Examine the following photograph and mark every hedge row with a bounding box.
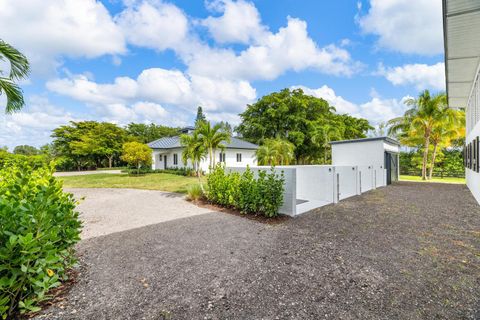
[206,166,284,217]
[0,162,81,318]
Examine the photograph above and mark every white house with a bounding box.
[148,127,258,172]
[443,0,480,203]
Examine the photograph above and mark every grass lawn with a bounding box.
[400,175,465,184]
[59,173,202,193]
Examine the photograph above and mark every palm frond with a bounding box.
[0,77,25,113]
[0,40,30,80]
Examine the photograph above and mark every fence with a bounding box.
[227,164,387,217]
[400,169,465,178]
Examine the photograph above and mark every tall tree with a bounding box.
[428,108,465,179]
[0,40,30,113]
[195,106,207,127]
[237,88,372,163]
[180,131,207,189]
[126,123,178,143]
[13,145,39,156]
[388,90,448,180]
[196,121,231,168]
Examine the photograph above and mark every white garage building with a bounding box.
[331,137,400,185]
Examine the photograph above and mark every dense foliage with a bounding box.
[400,149,464,177]
[389,90,464,180]
[125,123,179,144]
[121,142,152,174]
[236,88,372,163]
[49,121,179,171]
[256,138,295,166]
[207,166,284,217]
[0,162,81,318]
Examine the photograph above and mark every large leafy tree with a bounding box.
[237,88,372,163]
[0,40,30,113]
[388,90,450,180]
[51,121,128,170]
[126,123,178,143]
[311,123,342,164]
[196,121,231,168]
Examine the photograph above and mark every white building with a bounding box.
[331,137,400,185]
[148,127,258,172]
[443,0,480,203]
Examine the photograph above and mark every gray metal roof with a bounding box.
[148,135,259,150]
[330,136,400,146]
[443,0,480,108]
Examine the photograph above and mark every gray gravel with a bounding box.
[35,182,480,319]
[65,188,212,239]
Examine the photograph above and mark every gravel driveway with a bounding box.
[66,188,212,239]
[54,170,123,177]
[36,182,479,319]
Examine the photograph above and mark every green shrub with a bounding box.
[206,165,284,217]
[0,162,82,318]
[186,184,204,202]
[122,166,196,176]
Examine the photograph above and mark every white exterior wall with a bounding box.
[152,148,256,171]
[466,66,480,204]
[332,140,385,168]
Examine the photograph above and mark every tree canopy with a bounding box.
[237,88,372,163]
[126,123,179,143]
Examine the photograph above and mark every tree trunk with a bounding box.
[108,156,113,168]
[429,143,438,180]
[137,163,141,175]
[422,134,430,180]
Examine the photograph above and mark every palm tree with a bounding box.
[196,121,231,169]
[428,108,465,179]
[180,131,207,189]
[388,90,447,180]
[311,123,341,164]
[256,138,295,166]
[0,40,30,113]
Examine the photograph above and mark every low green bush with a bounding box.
[186,184,204,202]
[0,162,82,318]
[122,166,196,176]
[206,166,284,217]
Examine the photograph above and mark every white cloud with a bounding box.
[378,62,445,90]
[116,0,189,51]
[187,17,362,80]
[0,97,81,149]
[46,68,257,115]
[357,0,443,55]
[293,85,410,124]
[47,75,138,105]
[201,0,268,44]
[0,0,125,75]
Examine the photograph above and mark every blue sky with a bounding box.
[0,0,445,149]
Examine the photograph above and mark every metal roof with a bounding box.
[330,136,400,146]
[443,0,480,108]
[148,136,259,150]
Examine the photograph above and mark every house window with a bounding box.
[236,153,242,162]
[173,154,178,165]
[219,152,226,162]
[158,155,162,162]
